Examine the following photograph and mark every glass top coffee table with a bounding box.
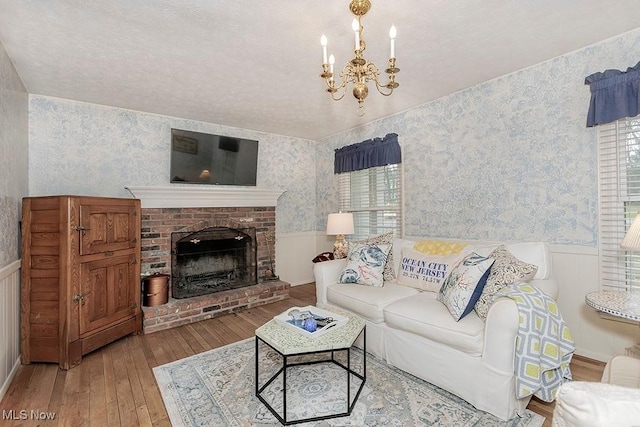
[254,306,366,425]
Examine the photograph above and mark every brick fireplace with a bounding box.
[128,186,290,333]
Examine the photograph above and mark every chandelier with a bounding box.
[320,0,399,116]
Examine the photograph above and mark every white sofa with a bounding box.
[313,238,558,421]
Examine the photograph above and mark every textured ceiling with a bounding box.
[0,0,639,140]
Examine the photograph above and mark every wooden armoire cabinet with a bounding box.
[21,196,142,369]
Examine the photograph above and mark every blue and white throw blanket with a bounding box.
[497,283,575,402]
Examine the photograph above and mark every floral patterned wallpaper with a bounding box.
[317,28,640,246]
[0,42,29,267]
[28,97,318,234]
[23,26,640,246]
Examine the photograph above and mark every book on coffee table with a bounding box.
[273,305,348,338]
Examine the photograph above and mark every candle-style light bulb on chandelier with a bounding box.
[320,0,399,116]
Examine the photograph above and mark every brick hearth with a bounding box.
[139,206,290,333]
[142,280,289,334]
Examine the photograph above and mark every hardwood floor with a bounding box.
[0,283,604,426]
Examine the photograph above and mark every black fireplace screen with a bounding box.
[171,226,257,299]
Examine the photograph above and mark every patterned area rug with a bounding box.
[153,338,544,426]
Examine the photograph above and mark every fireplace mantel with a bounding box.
[125,185,285,208]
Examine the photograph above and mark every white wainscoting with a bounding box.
[0,260,21,402]
[551,245,638,362]
[275,232,320,286]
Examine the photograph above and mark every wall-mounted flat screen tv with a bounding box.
[170,128,259,186]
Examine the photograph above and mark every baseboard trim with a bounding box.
[0,357,20,402]
[574,347,611,363]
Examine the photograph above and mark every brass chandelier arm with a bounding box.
[322,59,399,97]
[326,80,348,101]
[322,66,348,101]
[360,61,399,97]
[374,79,395,96]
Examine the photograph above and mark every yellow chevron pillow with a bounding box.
[413,239,467,256]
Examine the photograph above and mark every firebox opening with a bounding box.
[171,226,257,299]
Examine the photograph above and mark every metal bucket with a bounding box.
[142,274,169,307]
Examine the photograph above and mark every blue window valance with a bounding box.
[585,61,640,127]
[334,133,401,174]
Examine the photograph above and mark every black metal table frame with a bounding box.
[255,326,366,425]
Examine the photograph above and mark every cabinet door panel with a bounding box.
[79,255,137,335]
[79,204,137,255]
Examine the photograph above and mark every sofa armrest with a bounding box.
[313,259,347,306]
[602,355,640,387]
[482,297,519,372]
[482,278,560,372]
[530,277,558,300]
[552,381,640,427]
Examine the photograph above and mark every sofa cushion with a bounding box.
[352,232,396,281]
[327,282,420,324]
[474,245,538,321]
[338,242,391,287]
[397,248,462,292]
[384,293,485,356]
[438,252,495,321]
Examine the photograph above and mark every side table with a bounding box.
[585,290,640,358]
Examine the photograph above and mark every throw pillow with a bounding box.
[392,238,417,278]
[397,247,462,292]
[437,252,495,321]
[474,245,538,321]
[413,239,468,256]
[352,232,396,282]
[338,242,392,287]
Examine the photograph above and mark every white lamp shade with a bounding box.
[326,212,354,235]
[621,214,640,250]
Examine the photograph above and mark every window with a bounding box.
[598,117,640,290]
[337,163,403,240]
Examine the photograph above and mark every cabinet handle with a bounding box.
[104,251,115,257]
[130,258,138,265]
[74,225,90,232]
[130,302,138,310]
[72,291,92,305]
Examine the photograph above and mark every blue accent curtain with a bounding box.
[585,61,640,127]
[334,133,401,174]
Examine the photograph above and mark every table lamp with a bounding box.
[326,212,354,259]
[621,214,640,250]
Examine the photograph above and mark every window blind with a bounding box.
[598,117,640,290]
[337,163,403,241]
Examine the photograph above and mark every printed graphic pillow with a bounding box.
[474,245,538,321]
[397,247,462,292]
[352,232,395,282]
[338,242,392,287]
[437,252,495,321]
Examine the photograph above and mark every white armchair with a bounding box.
[552,356,640,427]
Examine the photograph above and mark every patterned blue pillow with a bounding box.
[437,252,495,321]
[338,242,392,287]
